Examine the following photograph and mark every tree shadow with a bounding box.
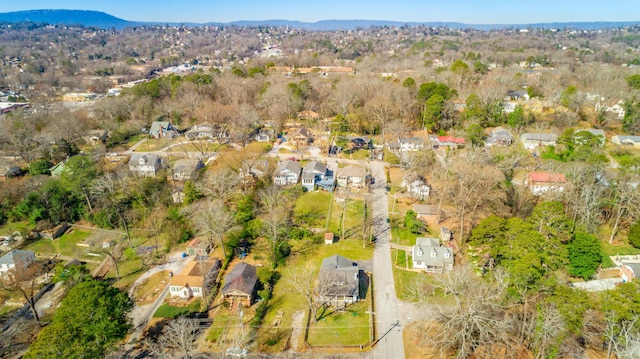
[358,271,370,300]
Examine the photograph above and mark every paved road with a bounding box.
[126,252,191,347]
[368,161,405,359]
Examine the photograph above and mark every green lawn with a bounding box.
[257,238,374,350]
[294,192,332,228]
[391,249,424,301]
[24,230,92,258]
[109,257,145,290]
[601,240,640,268]
[206,313,232,342]
[154,299,202,318]
[0,221,30,236]
[306,301,371,346]
[329,198,365,240]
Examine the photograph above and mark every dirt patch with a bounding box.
[403,321,448,359]
[132,271,170,305]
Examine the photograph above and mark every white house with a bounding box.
[273,160,302,186]
[612,135,640,148]
[401,175,430,200]
[336,165,366,189]
[0,249,35,277]
[172,159,204,181]
[520,133,558,150]
[525,172,567,195]
[411,237,453,273]
[595,98,625,119]
[169,257,220,299]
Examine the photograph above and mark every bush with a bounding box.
[629,221,640,249]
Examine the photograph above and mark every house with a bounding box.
[40,222,69,240]
[437,136,466,148]
[485,127,513,147]
[506,90,530,101]
[273,160,302,186]
[149,121,177,139]
[413,204,445,223]
[239,159,271,178]
[186,238,211,256]
[621,262,640,281]
[336,165,366,189]
[520,133,558,150]
[525,172,567,195]
[399,137,425,152]
[185,124,216,140]
[221,262,259,308]
[0,249,36,277]
[612,135,640,148]
[412,237,454,273]
[318,255,361,308]
[62,92,96,102]
[574,129,605,146]
[296,110,321,121]
[0,166,23,181]
[348,136,371,150]
[128,153,164,177]
[301,160,334,192]
[324,232,335,245]
[170,257,221,299]
[401,174,431,200]
[502,102,518,114]
[84,129,108,145]
[288,127,313,149]
[255,128,275,142]
[172,159,204,181]
[49,159,67,178]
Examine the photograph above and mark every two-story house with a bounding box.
[273,160,302,186]
[301,161,334,192]
[336,165,366,190]
[525,172,567,195]
[318,255,361,309]
[172,159,204,182]
[411,237,453,273]
[149,121,177,139]
[128,153,164,177]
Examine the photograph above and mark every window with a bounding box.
[444,250,451,258]
[431,249,437,257]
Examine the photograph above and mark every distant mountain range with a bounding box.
[0,9,639,31]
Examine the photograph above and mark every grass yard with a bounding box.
[257,238,374,350]
[24,230,92,258]
[133,137,173,152]
[391,225,422,247]
[0,221,30,236]
[109,257,145,290]
[392,249,424,301]
[206,313,233,342]
[154,299,202,318]
[306,301,371,346]
[328,198,365,240]
[601,240,640,268]
[294,192,332,228]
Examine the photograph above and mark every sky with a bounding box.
[1,0,640,24]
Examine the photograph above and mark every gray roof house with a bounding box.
[412,237,453,273]
[273,160,302,186]
[485,127,514,147]
[612,135,640,148]
[318,255,361,308]
[0,249,36,277]
[221,262,258,307]
[172,159,204,181]
[520,133,558,150]
[301,161,334,192]
[336,165,366,189]
[149,121,177,139]
[128,153,164,177]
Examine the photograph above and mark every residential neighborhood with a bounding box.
[2,6,640,359]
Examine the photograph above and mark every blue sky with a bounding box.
[1,0,639,24]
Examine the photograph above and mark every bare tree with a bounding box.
[144,317,200,359]
[196,167,240,203]
[417,266,516,359]
[186,199,235,258]
[258,185,294,264]
[2,264,45,327]
[606,173,640,244]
